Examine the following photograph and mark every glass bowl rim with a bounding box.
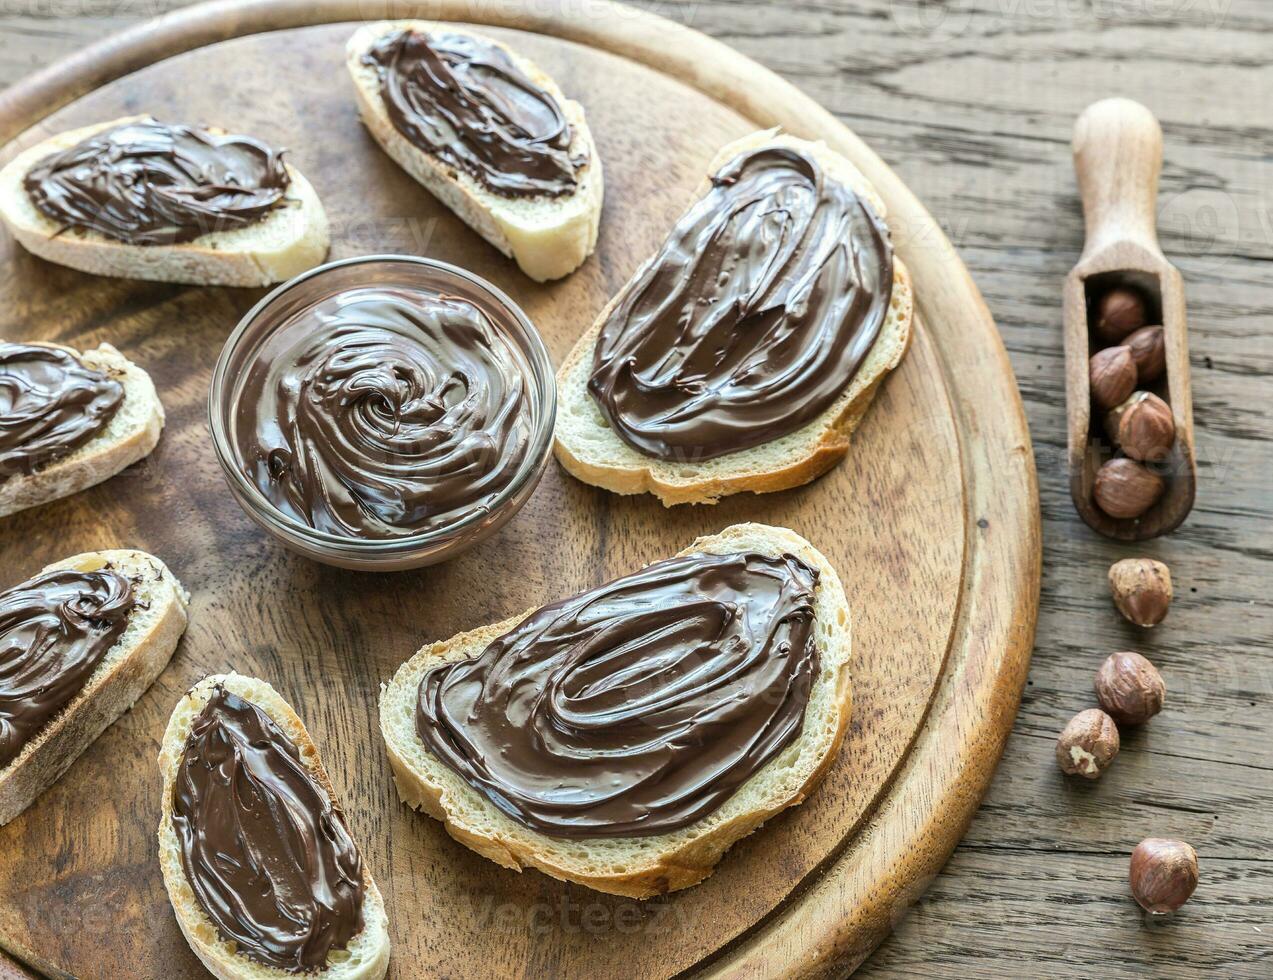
[207,253,558,555]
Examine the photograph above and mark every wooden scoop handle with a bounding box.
[1073,98,1163,259]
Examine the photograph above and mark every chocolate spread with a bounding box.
[0,343,123,480]
[0,566,134,768]
[23,119,290,246]
[416,551,820,838]
[231,285,532,539]
[588,145,894,461]
[362,28,585,197]
[171,687,366,973]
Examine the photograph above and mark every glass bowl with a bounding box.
[208,255,556,571]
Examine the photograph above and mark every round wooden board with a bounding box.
[0,2,1040,977]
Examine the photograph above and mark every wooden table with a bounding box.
[0,1,1268,977]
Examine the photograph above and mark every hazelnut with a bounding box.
[1117,391,1176,462]
[1094,458,1165,519]
[1125,325,1167,384]
[1089,346,1137,410]
[1104,401,1129,445]
[1056,708,1119,779]
[1109,557,1173,627]
[1095,651,1166,725]
[1093,287,1147,345]
[1130,839,1198,914]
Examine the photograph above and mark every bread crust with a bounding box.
[157,674,391,980]
[552,130,914,505]
[0,115,329,286]
[346,21,603,282]
[0,341,164,518]
[381,523,852,899]
[0,550,188,827]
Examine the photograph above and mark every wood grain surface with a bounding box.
[0,4,1040,979]
[0,0,1269,978]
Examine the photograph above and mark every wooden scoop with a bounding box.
[1063,97,1196,540]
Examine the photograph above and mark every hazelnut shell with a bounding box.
[1125,325,1167,384]
[1130,838,1199,914]
[1095,651,1166,725]
[1093,288,1147,345]
[1094,458,1165,520]
[1090,346,1137,411]
[1055,708,1119,779]
[1117,391,1176,462]
[1109,557,1173,627]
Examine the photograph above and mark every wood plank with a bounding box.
[2,0,1270,976]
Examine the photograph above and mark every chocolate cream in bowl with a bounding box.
[229,283,534,540]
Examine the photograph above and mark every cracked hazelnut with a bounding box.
[1090,346,1137,410]
[1056,708,1119,779]
[1130,839,1198,914]
[1095,651,1166,725]
[1109,557,1173,627]
[1094,458,1165,519]
[1117,391,1176,462]
[1125,325,1167,384]
[1093,287,1147,345]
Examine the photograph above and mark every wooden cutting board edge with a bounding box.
[0,2,1042,977]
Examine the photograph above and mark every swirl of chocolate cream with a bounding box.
[416,551,820,838]
[0,343,124,480]
[23,119,290,246]
[587,145,894,461]
[0,567,134,767]
[233,286,531,539]
[171,687,366,973]
[362,29,584,197]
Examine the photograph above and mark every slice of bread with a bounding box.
[0,549,188,826]
[554,130,915,506]
[0,341,163,519]
[0,115,329,286]
[380,522,851,899]
[346,21,603,282]
[158,673,391,980]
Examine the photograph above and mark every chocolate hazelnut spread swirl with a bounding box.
[23,119,290,246]
[0,567,134,768]
[416,551,820,838]
[0,343,123,480]
[362,28,584,197]
[232,286,532,539]
[588,145,894,461]
[171,687,365,973]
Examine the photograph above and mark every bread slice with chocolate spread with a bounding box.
[158,674,391,980]
[0,549,188,826]
[0,114,329,286]
[554,129,914,506]
[346,21,603,282]
[0,341,164,519]
[380,522,852,899]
